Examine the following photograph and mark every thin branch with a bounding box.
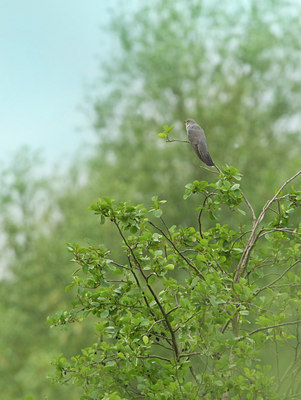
[200,165,219,174]
[249,320,301,336]
[174,312,201,332]
[241,190,256,227]
[274,194,292,201]
[152,342,174,352]
[189,366,202,389]
[146,318,165,334]
[148,220,206,280]
[160,216,173,240]
[198,192,216,239]
[146,307,181,335]
[221,318,231,334]
[166,138,189,143]
[258,228,301,238]
[179,352,201,358]
[113,219,180,361]
[229,230,253,252]
[257,169,301,227]
[254,260,300,296]
[136,354,171,362]
[234,169,301,283]
[271,283,301,288]
[166,305,182,315]
[109,260,131,271]
[213,163,222,174]
[127,257,156,317]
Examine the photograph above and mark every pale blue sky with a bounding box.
[0,0,114,165]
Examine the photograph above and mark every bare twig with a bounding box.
[166,138,189,143]
[254,260,300,296]
[198,192,216,239]
[241,191,256,227]
[146,318,165,333]
[160,216,173,240]
[258,228,301,238]
[179,352,201,358]
[109,260,131,271]
[126,257,156,317]
[136,354,171,362]
[249,320,301,336]
[199,165,219,174]
[234,169,301,284]
[213,163,222,174]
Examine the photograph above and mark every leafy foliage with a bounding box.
[50,166,301,399]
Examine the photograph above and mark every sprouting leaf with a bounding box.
[153,209,163,218]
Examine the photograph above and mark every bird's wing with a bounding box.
[188,125,214,166]
[197,137,214,166]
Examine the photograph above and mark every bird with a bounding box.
[185,119,214,166]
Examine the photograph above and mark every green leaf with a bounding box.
[237,208,246,215]
[117,352,126,359]
[231,183,240,191]
[142,335,149,345]
[148,276,156,285]
[153,209,163,218]
[65,283,74,293]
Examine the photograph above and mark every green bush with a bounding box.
[49,165,301,399]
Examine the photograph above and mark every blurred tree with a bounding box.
[88,0,301,219]
[0,150,92,398]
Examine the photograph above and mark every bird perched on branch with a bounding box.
[185,119,214,166]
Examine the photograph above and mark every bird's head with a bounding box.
[184,119,196,127]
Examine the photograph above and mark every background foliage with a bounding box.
[0,1,301,398]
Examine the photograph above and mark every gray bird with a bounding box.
[185,119,214,166]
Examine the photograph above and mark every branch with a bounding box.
[254,260,300,296]
[200,165,219,174]
[258,228,301,238]
[234,169,301,283]
[257,169,301,227]
[113,219,180,361]
[127,257,156,317]
[109,260,131,271]
[148,220,206,280]
[241,190,256,227]
[198,192,216,239]
[249,320,301,336]
[213,163,222,174]
[136,354,171,362]
[179,352,201,358]
[166,138,189,143]
[146,307,181,334]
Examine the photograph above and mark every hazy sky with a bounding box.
[0,0,114,166]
